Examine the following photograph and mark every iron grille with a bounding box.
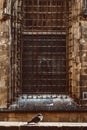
[20,0,69,94]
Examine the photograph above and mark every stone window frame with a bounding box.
[83,0,87,9]
[6,0,87,111]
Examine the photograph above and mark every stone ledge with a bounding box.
[0,121,87,128]
[0,122,87,130]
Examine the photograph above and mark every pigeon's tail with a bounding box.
[25,122,32,125]
[27,119,35,124]
[27,120,32,124]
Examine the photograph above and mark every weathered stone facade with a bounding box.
[0,0,87,122]
[0,0,10,108]
[68,0,82,101]
[69,0,87,105]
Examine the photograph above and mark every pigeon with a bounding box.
[27,113,43,124]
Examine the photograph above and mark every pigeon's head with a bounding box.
[37,113,42,116]
[37,113,43,121]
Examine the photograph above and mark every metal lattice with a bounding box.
[21,0,69,94]
[9,0,87,109]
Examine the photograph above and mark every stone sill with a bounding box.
[0,122,87,126]
[7,95,79,111]
[0,122,87,129]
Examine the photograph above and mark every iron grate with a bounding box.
[21,0,68,94]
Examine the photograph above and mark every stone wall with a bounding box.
[79,21,87,105]
[0,0,10,108]
[0,112,87,122]
[68,0,85,105]
[0,0,87,121]
[68,0,87,106]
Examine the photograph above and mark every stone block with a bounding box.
[0,126,18,130]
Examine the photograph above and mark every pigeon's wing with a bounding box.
[28,115,40,123]
[32,116,40,123]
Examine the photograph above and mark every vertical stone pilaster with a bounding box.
[0,0,10,108]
